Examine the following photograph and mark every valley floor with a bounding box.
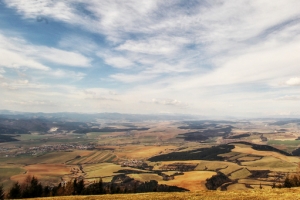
[31,188,300,200]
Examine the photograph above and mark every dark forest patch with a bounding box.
[205,172,232,190]
[292,147,300,156]
[226,133,250,139]
[178,126,233,142]
[0,134,19,142]
[148,144,234,162]
[249,170,270,179]
[74,127,149,134]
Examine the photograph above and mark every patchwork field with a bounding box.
[1,119,300,194]
[67,151,116,164]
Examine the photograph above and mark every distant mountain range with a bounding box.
[0,110,203,122]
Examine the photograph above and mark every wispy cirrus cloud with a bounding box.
[2,0,300,116]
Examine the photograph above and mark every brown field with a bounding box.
[237,156,262,161]
[128,174,162,182]
[158,171,216,191]
[11,164,72,184]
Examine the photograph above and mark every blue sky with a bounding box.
[0,0,300,117]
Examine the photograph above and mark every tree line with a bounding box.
[1,174,187,199]
[1,176,104,199]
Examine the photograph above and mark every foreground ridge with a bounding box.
[31,188,300,200]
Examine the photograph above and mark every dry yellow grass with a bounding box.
[84,163,134,178]
[242,156,296,171]
[158,171,216,191]
[229,168,251,179]
[11,164,72,183]
[31,188,300,200]
[226,183,248,190]
[115,145,176,159]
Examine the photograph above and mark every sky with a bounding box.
[0,0,300,118]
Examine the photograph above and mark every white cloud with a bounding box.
[48,69,86,80]
[0,33,91,72]
[103,56,134,69]
[276,95,300,101]
[4,0,80,24]
[117,37,190,55]
[286,77,300,86]
[110,73,157,83]
[152,98,186,107]
[0,78,49,90]
[0,48,49,71]
[5,99,56,106]
[34,47,91,67]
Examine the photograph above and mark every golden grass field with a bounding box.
[31,188,300,200]
[158,171,216,191]
[114,145,176,159]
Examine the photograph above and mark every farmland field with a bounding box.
[158,171,216,191]
[10,164,73,185]
[114,145,177,159]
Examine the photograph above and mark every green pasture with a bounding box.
[0,166,25,180]
[0,151,94,165]
[0,166,25,191]
[16,134,50,141]
[86,132,111,139]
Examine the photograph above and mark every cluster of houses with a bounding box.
[9,144,96,156]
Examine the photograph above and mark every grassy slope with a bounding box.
[32,188,300,200]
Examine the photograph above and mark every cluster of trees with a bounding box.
[277,173,300,188]
[2,174,187,199]
[2,176,104,199]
